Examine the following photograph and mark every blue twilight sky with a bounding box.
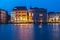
[0,0,60,14]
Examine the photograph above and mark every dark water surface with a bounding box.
[0,23,60,40]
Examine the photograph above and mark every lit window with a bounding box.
[20,17,22,20]
[32,13,34,16]
[29,13,31,16]
[29,13,34,16]
[15,18,17,20]
[23,18,26,20]
[39,14,43,16]
[17,18,20,20]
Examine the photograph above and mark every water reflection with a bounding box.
[48,23,60,40]
[14,24,34,40]
[39,23,42,28]
[34,23,42,40]
[0,24,14,40]
[0,23,60,40]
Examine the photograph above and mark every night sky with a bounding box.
[0,0,60,14]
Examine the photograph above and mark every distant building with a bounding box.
[11,6,28,23]
[55,12,60,22]
[39,8,47,22]
[29,7,47,23]
[48,12,60,22]
[48,12,56,22]
[11,11,16,23]
[11,6,47,23]
[0,9,8,23]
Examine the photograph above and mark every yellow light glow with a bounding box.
[23,18,26,20]
[56,16,59,21]
[15,18,17,20]
[17,18,20,20]
[20,17,22,20]
[48,18,53,22]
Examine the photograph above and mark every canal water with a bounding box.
[0,23,60,40]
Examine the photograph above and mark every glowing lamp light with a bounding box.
[23,18,26,20]
[40,20,43,22]
[15,18,17,20]
[17,18,20,20]
[56,16,59,20]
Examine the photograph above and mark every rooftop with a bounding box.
[0,9,7,11]
[30,7,47,12]
[13,6,27,10]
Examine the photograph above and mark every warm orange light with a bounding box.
[40,20,43,22]
[56,16,59,21]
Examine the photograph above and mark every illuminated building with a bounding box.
[55,12,60,22]
[29,7,47,23]
[0,9,8,23]
[29,7,40,23]
[15,24,34,40]
[28,9,34,22]
[11,6,28,23]
[11,11,16,23]
[48,12,56,22]
[48,12,60,22]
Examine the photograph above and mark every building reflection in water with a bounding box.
[14,24,34,40]
[48,23,60,40]
[39,23,42,28]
